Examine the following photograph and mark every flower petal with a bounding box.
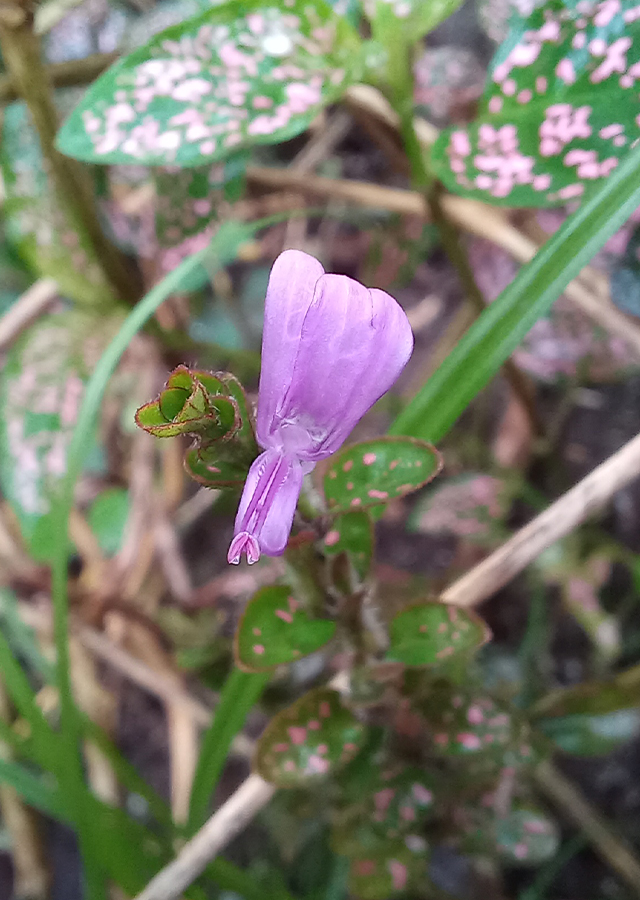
[228,448,304,562]
[274,275,413,460]
[257,250,325,450]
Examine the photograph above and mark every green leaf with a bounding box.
[537,709,640,755]
[390,138,640,441]
[324,438,442,513]
[408,473,510,543]
[0,311,119,561]
[432,0,640,207]
[154,155,248,273]
[188,668,268,831]
[385,601,490,668]
[362,767,438,838]
[347,841,428,899]
[366,0,463,42]
[322,510,374,581]
[136,365,239,439]
[1,102,113,306]
[56,0,364,167]
[87,487,130,556]
[255,688,367,787]
[495,806,560,866]
[234,585,336,673]
[425,690,534,765]
[0,757,70,823]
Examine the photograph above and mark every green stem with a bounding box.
[0,3,136,306]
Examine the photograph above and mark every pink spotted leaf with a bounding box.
[56,0,365,167]
[324,437,442,514]
[322,510,374,582]
[153,155,247,273]
[385,602,491,668]
[255,687,366,787]
[0,312,118,562]
[495,806,560,865]
[346,842,428,900]
[234,585,336,672]
[1,100,113,306]
[422,689,536,769]
[432,0,640,206]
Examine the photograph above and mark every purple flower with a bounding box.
[227,249,414,565]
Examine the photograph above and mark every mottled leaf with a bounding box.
[432,0,640,206]
[234,585,336,672]
[426,692,534,766]
[324,438,442,513]
[57,0,364,166]
[0,312,118,560]
[1,102,112,305]
[408,474,510,543]
[322,511,374,581]
[154,154,247,273]
[255,688,366,787]
[495,806,560,865]
[385,602,490,668]
[347,841,428,900]
[363,768,438,837]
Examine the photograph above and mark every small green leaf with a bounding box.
[324,438,442,513]
[255,687,366,787]
[57,0,364,167]
[347,841,428,899]
[87,487,130,556]
[495,806,560,866]
[184,443,251,487]
[426,692,533,764]
[234,585,336,672]
[322,511,373,581]
[365,768,437,837]
[135,365,239,439]
[386,602,491,668]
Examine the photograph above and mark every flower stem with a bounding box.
[0,2,137,306]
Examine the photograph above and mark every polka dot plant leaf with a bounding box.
[431,0,640,206]
[1,102,113,306]
[234,585,336,672]
[56,0,365,167]
[0,312,120,562]
[324,437,442,514]
[385,602,491,668]
[153,154,247,273]
[321,510,374,581]
[254,687,366,787]
[495,805,560,865]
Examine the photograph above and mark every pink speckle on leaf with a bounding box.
[275,609,294,623]
[288,726,307,745]
[343,460,353,472]
[363,452,377,465]
[387,860,408,891]
[253,644,265,655]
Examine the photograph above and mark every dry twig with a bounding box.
[0,278,58,351]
